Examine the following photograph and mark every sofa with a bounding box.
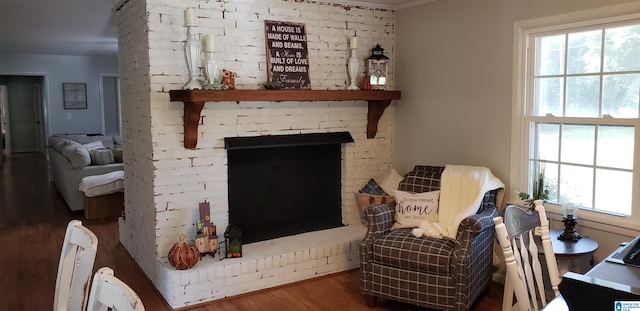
[360,165,502,311]
[48,134,124,211]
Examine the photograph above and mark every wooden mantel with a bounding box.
[169,89,401,149]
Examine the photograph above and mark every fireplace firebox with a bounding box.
[224,132,354,244]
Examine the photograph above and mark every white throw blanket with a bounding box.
[79,170,125,197]
[423,165,505,238]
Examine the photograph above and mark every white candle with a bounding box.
[349,36,358,49]
[204,34,215,52]
[184,7,196,26]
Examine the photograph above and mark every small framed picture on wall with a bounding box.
[63,83,87,109]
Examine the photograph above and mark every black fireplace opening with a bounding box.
[225,132,353,244]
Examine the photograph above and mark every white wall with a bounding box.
[0,53,118,136]
[394,0,640,261]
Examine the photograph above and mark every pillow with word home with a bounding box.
[391,189,440,229]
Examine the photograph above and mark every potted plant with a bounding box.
[517,168,549,210]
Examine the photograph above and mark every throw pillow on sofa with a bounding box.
[48,136,69,152]
[83,140,105,151]
[61,140,91,168]
[100,138,115,150]
[379,169,404,195]
[89,149,115,165]
[359,178,387,195]
[391,189,440,229]
[112,148,123,163]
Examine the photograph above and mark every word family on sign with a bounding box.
[264,20,311,89]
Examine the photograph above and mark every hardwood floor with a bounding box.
[0,152,503,310]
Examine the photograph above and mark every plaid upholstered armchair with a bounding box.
[360,166,500,311]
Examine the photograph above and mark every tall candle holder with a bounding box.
[347,33,359,90]
[183,25,201,90]
[347,47,359,90]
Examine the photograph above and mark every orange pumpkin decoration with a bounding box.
[168,234,199,270]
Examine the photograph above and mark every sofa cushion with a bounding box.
[48,136,69,152]
[380,168,404,195]
[359,178,387,195]
[68,135,114,149]
[58,134,90,143]
[100,138,115,150]
[79,170,124,197]
[373,228,458,275]
[61,140,91,168]
[112,148,123,163]
[83,140,105,151]
[89,149,115,165]
[399,166,445,193]
[392,190,440,229]
[113,135,123,148]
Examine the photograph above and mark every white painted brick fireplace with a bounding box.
[115,0,396,308]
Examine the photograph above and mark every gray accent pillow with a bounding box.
[113,135,123,146]
[89,149,115,165]
[112,148,123,163]
[48,136,69,152]
[100,138,115,150]
[83,140,105,151]
[61,140,91,168]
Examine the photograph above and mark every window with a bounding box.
[514,8,640,225]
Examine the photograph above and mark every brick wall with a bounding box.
[116,0,395,307]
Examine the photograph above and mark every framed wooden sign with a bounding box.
[63,83,87,109]
[264,20,310,89]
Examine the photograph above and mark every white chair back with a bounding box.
[493,200,561,311]
[87,267,145,311]
[54,220,98,311]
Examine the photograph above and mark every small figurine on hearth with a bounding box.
[194,201,219,257]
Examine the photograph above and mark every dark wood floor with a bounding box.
[0,152,503,310]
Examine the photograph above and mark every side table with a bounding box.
[541,229,599,275]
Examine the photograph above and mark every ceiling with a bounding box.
[0,0,432,57]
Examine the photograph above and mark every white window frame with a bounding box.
[511,3,640,232]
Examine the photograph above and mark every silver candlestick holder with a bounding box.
[183,25,201,90]
[347,47,359,90]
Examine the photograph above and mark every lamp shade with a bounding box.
[563,203,577,217]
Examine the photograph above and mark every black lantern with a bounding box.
[223,223,243,258]
[558,203,582,242]
[367,44,389,90]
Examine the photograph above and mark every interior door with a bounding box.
[7,76,36,153]
[33,79,45,152]
[0,85,8,156]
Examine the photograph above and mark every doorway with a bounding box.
[0,75,47,155]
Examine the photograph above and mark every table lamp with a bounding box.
[558,203,582,242]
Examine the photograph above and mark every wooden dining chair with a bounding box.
[493,200,561,311]
[86,267,145,311]
[54,220,99,311]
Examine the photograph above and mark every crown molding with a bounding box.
[319,0,436,10]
